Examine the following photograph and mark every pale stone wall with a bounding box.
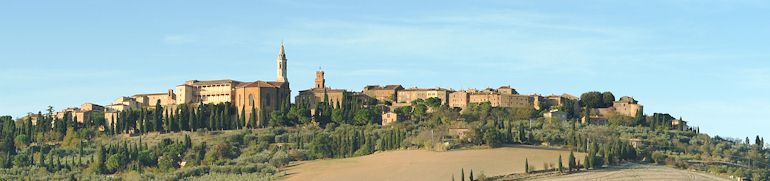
[500,94,534,109]
[381,112,398,126]
[296,88,347,109]
[469,94,502,107]
[173,80,242,105]
[449,87,534,110]
[175,85,195,104]
[197,83,234,104]
[104,111,119,128]
[396,88,450,105]
[363,85,402,103]
[448,91,469,109]
[73,111,89,123]
[80,103,104,112]
[613,102,642,117]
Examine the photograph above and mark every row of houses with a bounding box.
[20,42,675,131]
[291,68,589,126]
[27,43,293,129]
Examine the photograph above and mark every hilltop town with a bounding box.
[21,43,689,133]
[2,43,764,181]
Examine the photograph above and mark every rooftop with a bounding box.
[364,85,404,90]
[181,79,242,86]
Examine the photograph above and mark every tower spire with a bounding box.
[276,42,288,82]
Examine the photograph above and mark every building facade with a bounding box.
[363,85,403,104]
[449,86,537,111]
[175,80,243,105]
[381,112,399,126]
[396,88,450,105]
[296,69,348,109]
[612,96,643,117]
[233,43,292,127]
[132,89,176,107]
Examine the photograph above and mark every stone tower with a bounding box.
[276,42,288,82]
[315,69,325,89]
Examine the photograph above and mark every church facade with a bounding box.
[233,43,291,127]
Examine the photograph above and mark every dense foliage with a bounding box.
[0,91,767,180]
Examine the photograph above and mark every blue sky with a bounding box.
[1,0,769,139]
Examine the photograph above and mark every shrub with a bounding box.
[258,134,275,144]
[651,151,668,165]
[269,151,290,167]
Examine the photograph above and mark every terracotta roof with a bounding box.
[267,81,287,88]
[239,81,280,88]
[299,87,347,93]
[365,85,403,90]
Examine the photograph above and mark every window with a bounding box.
[249,94,254,106]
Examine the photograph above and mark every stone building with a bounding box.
[296,69,348,109]
[80,103,105,112]
[381,111,399,126]
[672,118,689,131]
[612,96,643,117]
[106,97,141,111]
[448,91,469,109]
[396,88,451,105]
[363,85,403,104]
[542,94,580,115]
[132,89,176,107]
[233,43,292,127]
[589,96,644,122]
[449,86,536,111]
[55,107,79,120]
[544,109,568,121]
[104,111,119,129]
[233,81,290,126]
[19,113,42,126]
[176,79,243,105]
[351,92,376,105]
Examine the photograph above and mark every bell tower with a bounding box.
[315,68,325,89]
[276,42,288,82]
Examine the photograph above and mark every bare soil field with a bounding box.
[282,146,584,181]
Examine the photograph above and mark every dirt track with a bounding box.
[526,163,730,181]
[282,146,583,181]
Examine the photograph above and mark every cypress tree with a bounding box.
[224,106,231,130]
[93,145,105,174]
[568,151,576,172]
[139,108,150,133]
[164,109,169,132]
[170,111,177,132]
[188,108,195,131]
[209,109,215,130]
[461,168,465,181]
[239,107,246,130]
[155,101,162,132]
[525,158,530,174]
[249,107,256,129]
[558,155,564,173]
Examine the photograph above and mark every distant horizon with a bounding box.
[2,0,769,141]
